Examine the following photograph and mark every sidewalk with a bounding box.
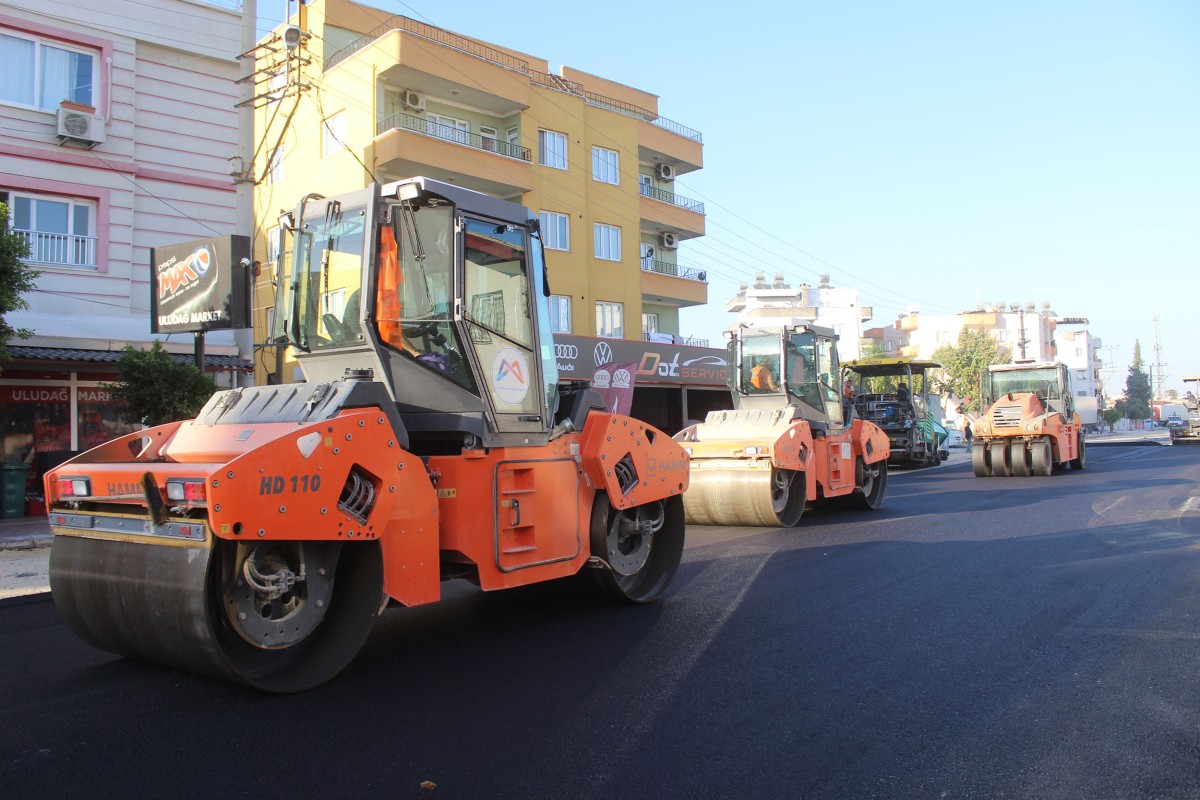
[0,514,53,551]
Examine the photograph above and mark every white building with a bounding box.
[725,272,870,363]
[0,0,254,470]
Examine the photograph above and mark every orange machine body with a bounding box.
[44,407,688,606]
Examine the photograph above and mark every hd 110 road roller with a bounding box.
[45,178,689,691]
[673,320,890,527]
[970,360,1085,476]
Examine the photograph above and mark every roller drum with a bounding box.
[684,466,801,527]
[50,533,384,692]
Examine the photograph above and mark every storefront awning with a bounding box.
[7,346,253,371]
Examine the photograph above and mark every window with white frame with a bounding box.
[267,69,286,103]
[0,30,96,111]
[507,126,519,149]
[592,147,619,185]
[2,189,96,269]
[642,313,659,334]
[538,129,567,169]
[268,147,284,184]
[266,225,281,265]
[427,113,468,144]
[480,126,498,152]
[539,211,569,251]
[596,301,623,339]
[594,223,621,261]
[321,111,346,157]
[935,330,949,343]
[549,294,572,333]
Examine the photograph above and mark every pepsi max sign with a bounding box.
[150,235,251,333]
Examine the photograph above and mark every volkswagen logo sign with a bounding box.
[594,341,613,366]
[554,343,578,359]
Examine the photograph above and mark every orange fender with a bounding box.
[578,411,689,510]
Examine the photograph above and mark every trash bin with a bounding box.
[1,463,30,519]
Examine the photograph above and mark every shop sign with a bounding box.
[552,334,728,387]
[150,235,252,333]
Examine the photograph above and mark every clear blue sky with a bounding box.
[257,0,1199,398]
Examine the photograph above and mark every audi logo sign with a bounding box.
[554,343,579,359]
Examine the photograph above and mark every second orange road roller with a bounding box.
[674,321,891,527]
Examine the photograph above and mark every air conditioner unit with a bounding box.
[56,108,105,148]
[656,163,676,181]
[402,90,426,111]
[659,232,679,250]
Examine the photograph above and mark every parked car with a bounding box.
[1167,416,1186,430]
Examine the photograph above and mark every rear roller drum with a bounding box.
[1069,437,1086,470]
[1031,437,1053,476]
[770,467,806,527]
[588,494,685,603]
[971,444,990,477]
[989,441,1012,477]
[854,457,888,510]
[51,535,384,692]
[1011,443,1032,477]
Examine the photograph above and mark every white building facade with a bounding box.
[0,0,253,480]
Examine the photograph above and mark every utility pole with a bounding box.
[1151,312,1166,399]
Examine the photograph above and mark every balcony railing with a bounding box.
[642,332,710,348]
[638,183,705,214]
[376,112,533,161]
[324,14,703,145]
[640,258,706,283]
[15,229,96,268]
[530,71,702,143]
[327,14,531,74]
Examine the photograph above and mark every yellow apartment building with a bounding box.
[251,0,706,387]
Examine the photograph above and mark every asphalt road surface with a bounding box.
[2,444,1199,799]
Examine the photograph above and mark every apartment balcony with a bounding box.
[327,20,532,114]
[639,258,707,308]
[639,184,705,239]
[374,112,534,197]
[643,332,710,348]
[15,230,97,269]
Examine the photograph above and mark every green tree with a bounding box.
[0,202,40,372]
[931,327,1012,413]
[105,341,218,427]
[1102,407,1124,430]
[1114,340,1151,421]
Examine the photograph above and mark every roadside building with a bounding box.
[252,0,725,432]
[0,0,255,487]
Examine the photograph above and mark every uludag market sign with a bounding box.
[551,334,728,387]
[150,235,252,333]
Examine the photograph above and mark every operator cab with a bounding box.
[729,323,844,430]
[271,178,568,452]
[984,361,1074,419]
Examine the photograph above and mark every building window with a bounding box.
[539,211,569,251]
[596,301,624,339]
[2,190,96,269]
[594,223,621,261]
[266,225,281,264]
[268,147,284,184]
[321,111,346,157]
[0,30,96,111]
[267,69,286,103]
[507,126,519,148]
[549,294,572,333]
[996,329,1008,342]
[427,113,468,144]
[480,126,498,152]
[642,312,659,334]
[538,129,567,169]
[592,147,619,185]
[935,331,949,343]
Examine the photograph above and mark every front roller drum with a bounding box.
[683,467,805,527]
[50,534,384,692]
